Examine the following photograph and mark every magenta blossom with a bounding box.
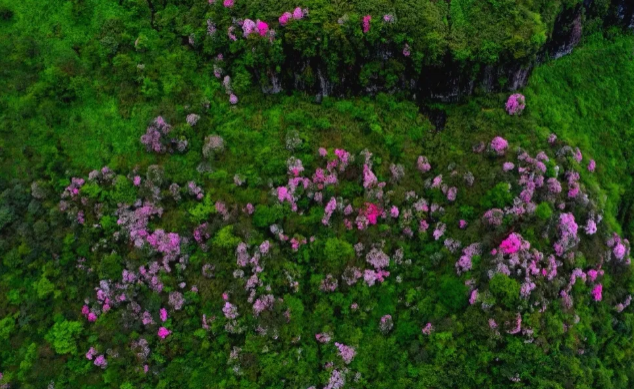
[242,19,256,36]
[94,355,107,369]
[614,243,626,260]
[591,284,603,301]
[505,93,526,115]
[292,7,304,20]
[160,308,168,322]
[588,159,596,172]
[490,136,509,155]
[279,12,292,25]
[223,302,238,319]
[362,15,371,33]
[256,20,269,36]
[403,43,411,57]
[469,289,478,305]
[500,233,522,255]
[158,327,171,339]
[334,342,356,364]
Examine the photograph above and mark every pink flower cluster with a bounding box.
[322,197,337,225]
[279,7,307,25]
[616,295,632,312]
[379,314,394,334]
[456,243,481,275]
[223,302,238,319]
[186,113,200,126]
[146,230,181,262]
[363,164,378,188]
[320,274,339,292]
[61,177,85,199]
[588,159,596,172]
[86,347,96,360]
[253,294,275,315]
[490,136,509,156]
[554,213,578,256]
[366,248,390,270]
[469,289,478,305]
[82,305,98,322]
[591,284,603,301]
[362,15,371,33]
[356,202,381,230]
[140,116,181,154]
[417,156,431,173]
[363,269,390,287]
[325,369,345,389]
[403,43,411,57]
[157,327,171,339]
[433,222,446,241]
[315,332,332,343]
[94,354,108,369]
[505,94,526,115]
[483,208,504,226]
[242,19,270,37]
[334,342,356,364]
[500,233,523,255]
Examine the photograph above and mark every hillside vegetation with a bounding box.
[1,1,634,388]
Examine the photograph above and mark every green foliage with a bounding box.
[110,175,137,204]
[189,193,217,223]
[535,202,553,220]
[323,237,354,272]
[45,320,83,355]
[98,252,123,280]
[212,225,241,249]
[438,275,468,312]
[34,275,55,299]
[489,273,521,309]
[253,205,284,229]
[481,182,513,209]
[0,315,15,341]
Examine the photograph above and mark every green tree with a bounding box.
[45,320,83,355]
[489,274,520,309]
[323,237,354,272]
[34,275,55,299]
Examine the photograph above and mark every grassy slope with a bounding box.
[527,35,634,232]
[444,34,634,234]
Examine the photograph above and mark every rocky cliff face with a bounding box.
[258,1,633,103]
[549,5,583,60]
[616,0,634,28]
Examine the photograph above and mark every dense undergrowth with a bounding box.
[2,1,634,389]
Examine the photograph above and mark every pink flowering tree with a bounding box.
[362,15,371,33]
[490,136,509,156]
[505,94,526,115]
